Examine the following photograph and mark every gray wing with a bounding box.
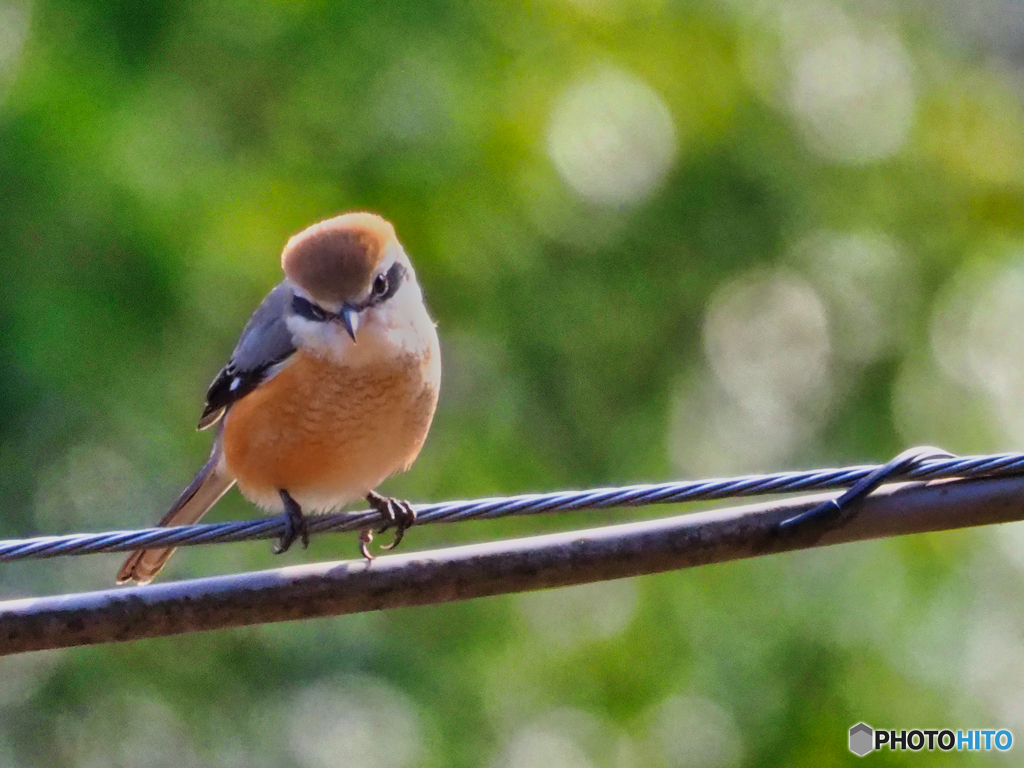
[197,282,297,429]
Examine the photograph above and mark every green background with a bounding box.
[2,0,1024,765]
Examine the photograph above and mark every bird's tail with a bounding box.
[116,437,235,585]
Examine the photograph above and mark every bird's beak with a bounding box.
[339,303,360,342]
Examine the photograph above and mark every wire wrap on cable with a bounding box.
[3,449,1024,562]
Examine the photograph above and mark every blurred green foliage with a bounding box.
[3,0,1024,765]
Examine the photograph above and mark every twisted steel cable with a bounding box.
[3,448,1024,562]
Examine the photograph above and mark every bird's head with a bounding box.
[281,213,423,345]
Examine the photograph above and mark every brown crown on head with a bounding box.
[281,213,397,304]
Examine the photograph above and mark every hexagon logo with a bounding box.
[849,723,874,756]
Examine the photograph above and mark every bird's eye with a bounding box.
[292,296,329,322]
[372,274,389,298]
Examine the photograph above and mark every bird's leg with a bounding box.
[273,489,310,554]
[361,491,417,560]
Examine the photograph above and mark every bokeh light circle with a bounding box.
[789,33,915,164]
[547,68,677,206]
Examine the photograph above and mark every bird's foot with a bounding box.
[360,491,417,560]
[273,490,310,554]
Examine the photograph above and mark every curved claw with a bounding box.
[379,527,405,552]
[361,493,417,559]
[359,528,375,561]
[272,536,292,556]
[274,490,309,555]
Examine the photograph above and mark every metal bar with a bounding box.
[2,474,1023,656]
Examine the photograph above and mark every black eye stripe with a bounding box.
[291,295,329,322]
[291,263,407,319]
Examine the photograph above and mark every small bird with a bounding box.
[117,213,441,585]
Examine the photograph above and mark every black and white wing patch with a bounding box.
[197,282,297,430]
[198,359,288,429]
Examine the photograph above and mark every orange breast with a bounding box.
[222,348,439,509]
